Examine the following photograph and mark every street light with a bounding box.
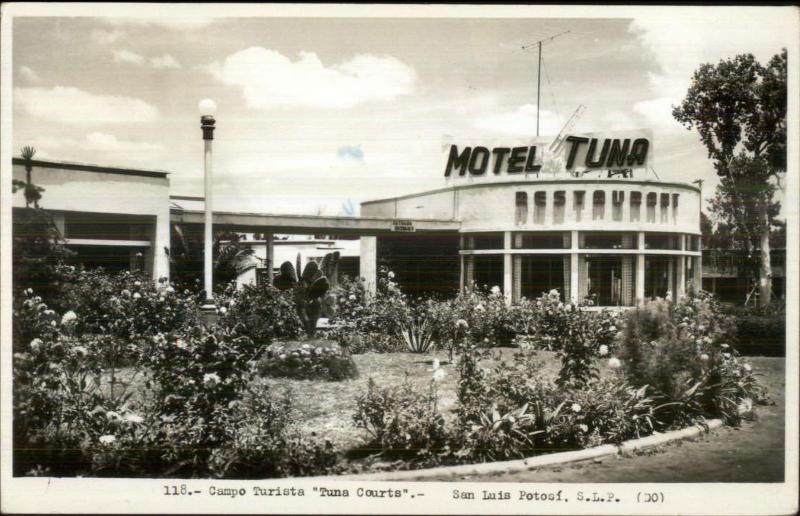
[199,99,217,325]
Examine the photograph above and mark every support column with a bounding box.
[693,255,702,291]
[570,230,580,303]
[503,231,512,305]
[360,236,377,298]
[636,231,646,303]
[676,236,686,299]
[266,234,274,284]
[152,207,171,282]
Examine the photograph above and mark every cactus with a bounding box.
[273,260,298,291]
[320,251,340,287]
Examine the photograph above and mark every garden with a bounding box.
[12,260,774,479]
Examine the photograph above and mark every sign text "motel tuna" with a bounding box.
[444,136,650,177]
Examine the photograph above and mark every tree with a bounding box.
[673,49,786,305]
[169,223,255,294]
[12,147,73,297]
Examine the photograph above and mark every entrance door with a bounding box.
[587,256,623,306]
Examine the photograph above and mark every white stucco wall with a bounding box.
[362,179,701,235]
[12,160,171,280]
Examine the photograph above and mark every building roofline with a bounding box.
[12,158,170,179]
[361,178,702,206]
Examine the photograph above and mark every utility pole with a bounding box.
[522,29,571,137]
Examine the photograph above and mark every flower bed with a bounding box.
[11,268,771,478]
[257,340,359,381]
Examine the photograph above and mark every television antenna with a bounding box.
[521,29,572,136]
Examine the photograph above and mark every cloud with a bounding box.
[472,104,562,137]
[83,132,163,152]
[629,11,792,102]
[19,66,40,84]
[632,97,684,130]
[105,18,216,30]
[203,47,416,109]
[15,86,159,126]
[150,54,181,69]
[91,28,126,45]
[112,49,145,65]
[337,145,364,161]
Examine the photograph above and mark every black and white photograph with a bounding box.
[1,3,797,514]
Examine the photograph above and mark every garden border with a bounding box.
[314,419,724,481]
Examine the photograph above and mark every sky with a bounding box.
[10,6,796,217]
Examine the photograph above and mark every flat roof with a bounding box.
[171,209,460,236]
[12,158,170,179]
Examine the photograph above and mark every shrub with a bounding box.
[12,289,60,353]
[353,377,448,461]
[12,332,146,476]
[328,269,410,352]
[257,341,358,381]
[725,302,785,356]
[398,304,435,353]
[208,384,339,478]
[139,326,255,476]
[219,282,303,346]
[617,292,765,427]
[51,267,199,343]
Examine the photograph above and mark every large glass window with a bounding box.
[64,212,152,240]
[473,255,504,291]
[520,255,567,300]
[585,255,635,306]
[513,231,570,249]
[645,233,681,250]
[685,234,700,252]
[463,233,504,250]
[644,256,675,298]
[580,232,637,249]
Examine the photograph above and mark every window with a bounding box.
[464,233,504,250]
[515,192,528,226]
[630,191,642,222]
[646,192,657,223]
[672,193,680,223]
[645,233,680,250]
[534,191,547,224]
[660,193,669,223]
[580,232,637,249]
[553,190,566,224]
[473,255,504,291]
[612,190,624,221]
[592,191,605,220]
[574,190,585,222]
[519,255,568,300]
[513,231,570,249]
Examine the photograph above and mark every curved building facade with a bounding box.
[361,177,702,306]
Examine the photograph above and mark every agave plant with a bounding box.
[400,315,434,353]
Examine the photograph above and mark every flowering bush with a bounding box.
[256,341,358,381]
[328,269,410,353]
[12,289,60,353]
[353,377,448,461]
[139,326,255,475]
[218,282,302,345]
[208,384,339,478]
[424,286,516,349]
[617,292,765,426]
[12,331,146,475]
[52,267,198,343]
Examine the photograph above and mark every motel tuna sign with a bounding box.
[444,132,652,177]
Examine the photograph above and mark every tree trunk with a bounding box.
[759,204,772,306]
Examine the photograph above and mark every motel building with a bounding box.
[11,131,702,307]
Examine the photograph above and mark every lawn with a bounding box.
[261,347,610,451]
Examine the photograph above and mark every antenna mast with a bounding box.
[522,29,571,137]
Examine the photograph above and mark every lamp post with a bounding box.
[199,99,217,325]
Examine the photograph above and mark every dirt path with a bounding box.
[420,357,786,483]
